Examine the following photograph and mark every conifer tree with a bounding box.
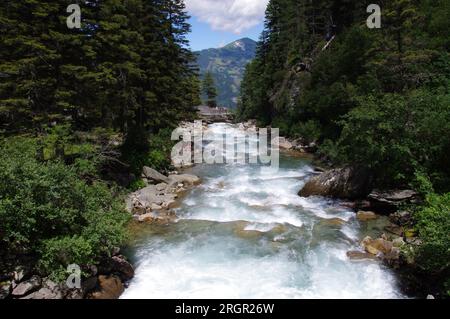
[202,72,218,108]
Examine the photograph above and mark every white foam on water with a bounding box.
[121,237,404,299]
[122,123,405,299]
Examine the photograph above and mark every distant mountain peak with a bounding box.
[224,38,256,50]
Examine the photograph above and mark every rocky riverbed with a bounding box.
[120,122,410,299]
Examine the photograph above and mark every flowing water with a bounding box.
[121,123,405,299]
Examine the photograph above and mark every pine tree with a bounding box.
[202,72,217,108]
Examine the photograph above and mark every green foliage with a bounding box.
[122,127,175,179]
[414,193,450,276]
[336,91,450,187]
[0,0,197,134]
[290,120,321,143]
[202,72,218,108]
[0,137,129,280]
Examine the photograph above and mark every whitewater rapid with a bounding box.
[121,123,404,299]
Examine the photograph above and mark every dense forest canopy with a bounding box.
[238,0,450,189]
[0,0,199,136]
[0,0,199,280]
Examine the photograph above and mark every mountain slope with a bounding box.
[195,38,256,108]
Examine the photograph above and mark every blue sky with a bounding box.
[188,16,263,51]
[184,0,269,51]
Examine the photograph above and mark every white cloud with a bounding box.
[185,0,269,34]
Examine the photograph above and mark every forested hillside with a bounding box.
[237,0,449,295]
[196,38,256,108]
[0,0,199,283]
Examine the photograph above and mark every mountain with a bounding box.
[195,38,257,108]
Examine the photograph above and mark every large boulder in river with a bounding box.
[298,167,373,199]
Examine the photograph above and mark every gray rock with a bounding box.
[20,288,56,299]
[11,275,41,297]
[278,137,293,150]
[298,166,373,199]
[368,190,418,213]
[0,281,12,299]
[20,280,66,299]
[156,183,167,191]
[142,166,169,184]
[151,203,162,210]
[168,174,200,186]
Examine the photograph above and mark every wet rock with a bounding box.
[389,211,412,226]
[346,251,377,260]
[11,275,41,297]
[138,212,154,223]
[90,275,124,299]
[320,218,346,227]
[138,211,177,224]
[142,166,169,184]
[111,256,134,281]
[298,166,373,199]
[356,211,378,221]
[168,174,200,186]
[234,229,264,240]
[383,247,401,267]
[361,236,393,255]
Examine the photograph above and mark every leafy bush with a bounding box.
[414,193,450,276]
[0,137,130,280]
[334,91,450,188]
[122,127,175,179]
[290,120,321,143]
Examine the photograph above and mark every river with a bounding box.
[121,123,405,299]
